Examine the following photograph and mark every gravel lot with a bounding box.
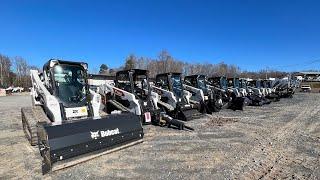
[0,93,319,179]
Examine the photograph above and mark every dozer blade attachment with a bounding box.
[37,113,143,174]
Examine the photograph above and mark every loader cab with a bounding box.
[234,78,240,88]
[261,80,272,89]
[115,69,151,100]
[261,80,267,88]
[264,80,272,88]
[228,77,241,88]
[227,78,233,88]
[184,75,208,94]
[256,80,262,88]
[156,73,184,98]
[208,76,228,90]
[115,69,158,125]
[240,79,248,89]
[43,59,90,108]
[207,77,220,87]
[247,80,257,88]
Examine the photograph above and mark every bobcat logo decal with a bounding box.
[90,131,100,139]
[90,128,120,139]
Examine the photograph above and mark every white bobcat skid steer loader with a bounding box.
[254,79,269,97]
[207,76,246,111]
[227,77,251,106]
[184,75,223,113]
[99,69,193,130]
[272,78,295,98]
[153,73,204,121]
[245,79,271,105]
[227,77,249,97]
[239,78,264,106]
[22,59,143,174]
[205,77,231,109]
[261,80,280,101]
[182,82,206,111]
[99,69,159,125]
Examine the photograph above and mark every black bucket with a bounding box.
[37,113,143,174]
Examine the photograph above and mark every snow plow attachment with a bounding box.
[37,113,143,174]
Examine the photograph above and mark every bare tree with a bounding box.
[124,54,137,70]
[14,56,31,88]
[0,54,12,87]
[116,50,290,80]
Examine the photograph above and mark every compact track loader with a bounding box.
[227,77,251,106]
[152,73,205,121]
[99,69,193,130]
[227,78,247,97]
[261,80,280,101]
[22,59,143,174]
[245,79,271,105]
[272,78,297,98]
[184,75,223,113]
[207,76,245,110]
[238,78,264,106]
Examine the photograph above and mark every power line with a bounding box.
[273,59,320,69]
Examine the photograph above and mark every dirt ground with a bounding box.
[0,93,319,179]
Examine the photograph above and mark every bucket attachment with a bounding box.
[248,95,264,106]
[176,105,204,121]
[37,113,143,174]
[266,94,280,102]
[227,97,246,110]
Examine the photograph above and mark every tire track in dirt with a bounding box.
[230,97,320,179]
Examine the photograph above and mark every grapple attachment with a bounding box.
[37,113,143,174]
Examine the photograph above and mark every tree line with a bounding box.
[0,54,37,88]
[99,50,289,79]
[0,50,290,89]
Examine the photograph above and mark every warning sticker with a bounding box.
[144,112,151,123]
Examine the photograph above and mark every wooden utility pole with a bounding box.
[0,63,2,86]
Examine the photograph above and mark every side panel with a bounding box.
[99,84,141,116]
[183,84,205,102]
[151,85,177,109]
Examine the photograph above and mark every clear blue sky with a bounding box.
[0,0,320,72]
